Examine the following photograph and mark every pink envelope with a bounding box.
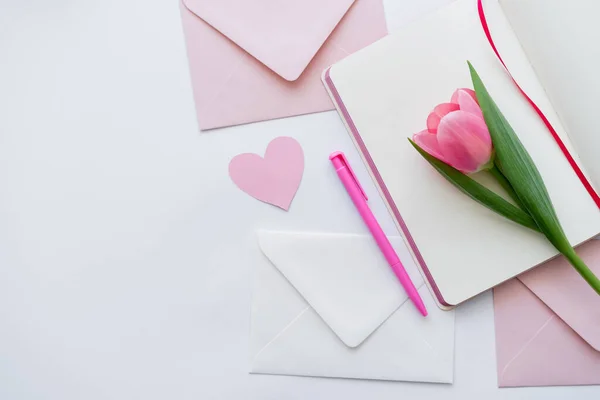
[179,0,387,130]
[494,239,600,387]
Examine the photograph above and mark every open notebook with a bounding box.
[323,0,600,307]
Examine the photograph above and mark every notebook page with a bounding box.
[326,0,600,305]
[500,0,600,189]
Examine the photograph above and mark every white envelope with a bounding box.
[250,231,455,383]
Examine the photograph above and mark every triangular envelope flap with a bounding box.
[518,239,600,351]
[182,0,355,81]
[257,231,424,348]
[494,278,600,387]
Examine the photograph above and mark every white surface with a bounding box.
[0,0,598,398]
[327,0,600,306]
[252,232,454,382]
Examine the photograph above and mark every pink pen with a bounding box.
[330,151,428,317]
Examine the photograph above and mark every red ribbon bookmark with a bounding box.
[477,0,600,209]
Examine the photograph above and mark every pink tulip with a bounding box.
[413,88,493,174]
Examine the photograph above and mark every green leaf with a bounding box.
[468,61,600,294]
[408,139,541,232]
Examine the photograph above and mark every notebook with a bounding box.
[323,0,600,307]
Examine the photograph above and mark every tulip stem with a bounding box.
[489,164,528,212]
[562,248,600,296]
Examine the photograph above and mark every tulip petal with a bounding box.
[412,129,447,162]
[456,90,484,119]
[436,110,492,173]
[426,103,459,133]
[451,88,477,104]
[426,113,440,134]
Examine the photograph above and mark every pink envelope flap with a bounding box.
[494,278,600,387]
[182,0,355,81]
[517,239,600,351]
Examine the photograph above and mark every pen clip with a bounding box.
[329,151,368,201]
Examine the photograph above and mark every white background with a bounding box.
[0,0,598,398]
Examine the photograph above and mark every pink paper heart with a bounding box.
[228,136,304,210]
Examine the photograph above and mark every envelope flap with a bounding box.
[518,240,600,351]
[182,0,355,81]
[257,231,424,348]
